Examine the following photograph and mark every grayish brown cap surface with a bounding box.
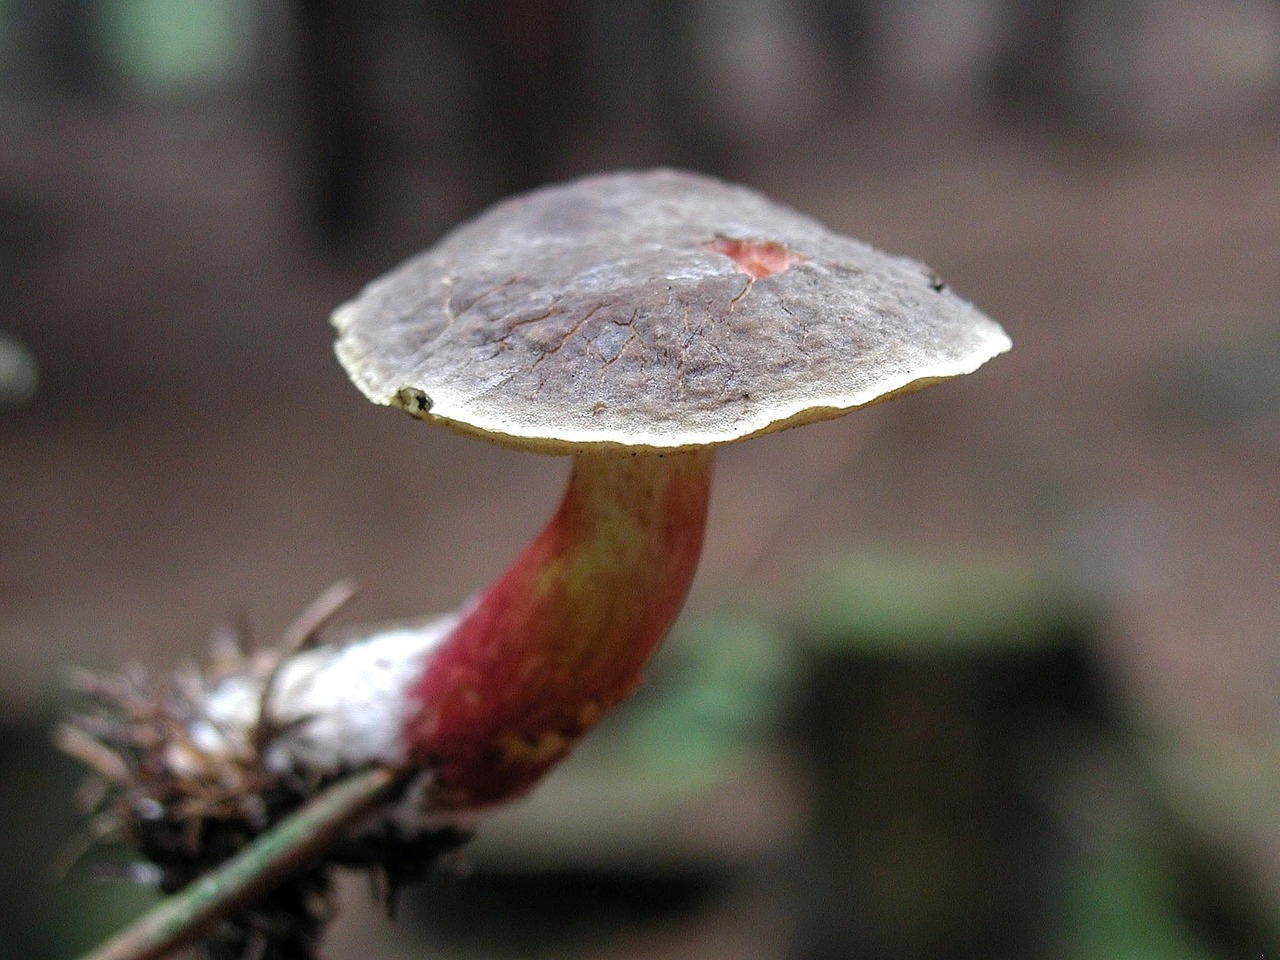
[333,169,1011,454]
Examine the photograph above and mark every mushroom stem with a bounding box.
[406,448,714,809]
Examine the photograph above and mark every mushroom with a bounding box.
[319,169,1011,811]
[61,170,1012,960]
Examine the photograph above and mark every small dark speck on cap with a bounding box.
[395,387,433,414]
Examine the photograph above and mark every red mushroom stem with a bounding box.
[406,449,714,809]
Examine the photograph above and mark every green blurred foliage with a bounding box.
[1065,838,1217,960]
[94,0,252,92]
[29,552,1280,959]
[0,715,158,960]
[1162,325,1280,431]
[797,550,1086,655]
[792,550,1275,960]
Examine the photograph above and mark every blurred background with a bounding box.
[2,1,1280,958]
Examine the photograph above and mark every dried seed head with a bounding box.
[60,588,469,959]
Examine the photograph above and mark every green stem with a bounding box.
[81,766,407,960]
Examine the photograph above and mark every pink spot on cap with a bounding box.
[706,236,802,281]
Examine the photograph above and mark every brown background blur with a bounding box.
[2,2,1279,958]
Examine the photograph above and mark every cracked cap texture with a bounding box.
[333,169,1011,454]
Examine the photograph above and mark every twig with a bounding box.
[80,765,407,960]
[253,580,358,756]
[55,724,131,786]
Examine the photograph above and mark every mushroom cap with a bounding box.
[333,169,1011,454]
